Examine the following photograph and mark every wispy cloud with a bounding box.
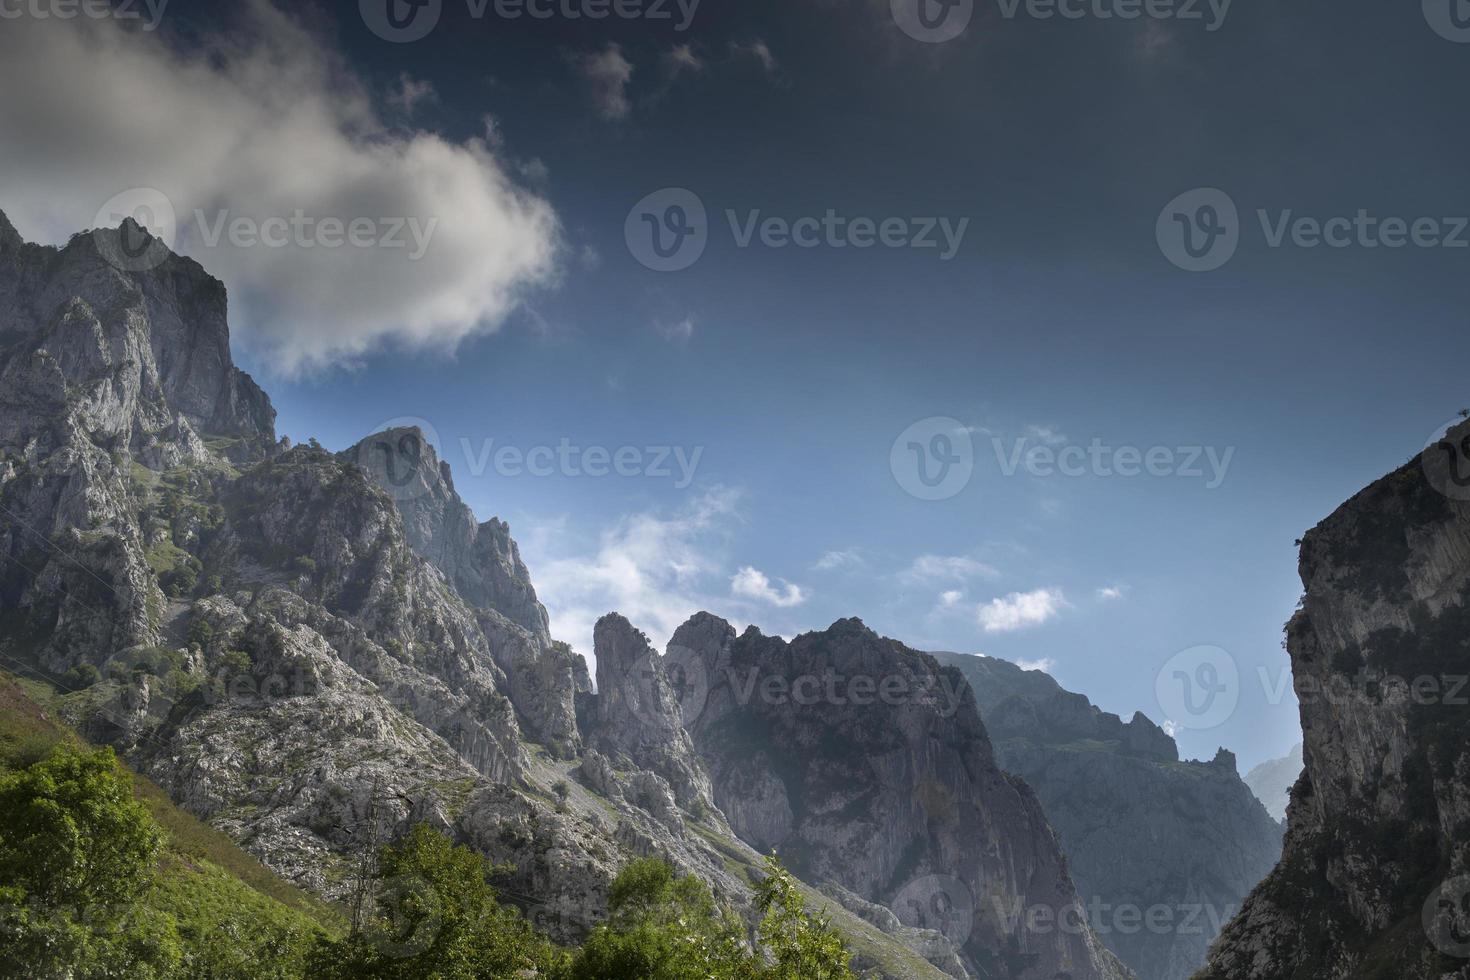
[977,588,1066,633]
[1096,585,1127,601]
[899,554,1001,586]
[814,549,865,572]
[730,39,778,75]
[530,488,742,658]
[578,43,634,120]
[386,72,437,115]
[654,316,695,343]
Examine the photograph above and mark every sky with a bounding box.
[1,0,1469,770]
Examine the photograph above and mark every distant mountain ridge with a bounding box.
[1244,743,1303,823]
[929,651,1283,980]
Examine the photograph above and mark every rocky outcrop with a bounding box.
[590,613,718,818]
[931,652,1283,980]
[668,613,1134,980]
[1244,744,1302,823]
[345,427,581,756]
[1198,419,1470,979]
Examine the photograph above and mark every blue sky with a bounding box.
[3,0,1469,770]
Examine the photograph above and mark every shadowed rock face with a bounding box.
[668,613,1134,980]
[1198,422,1470,980]
[931,651,1283,980]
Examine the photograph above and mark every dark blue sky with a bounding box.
[10,0,1469,769]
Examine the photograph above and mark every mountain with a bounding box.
[0,208,1018,978]
[1243,744,1303,823]
[667,612,1135,980]
[928,652,1284,980]
[1197,423,1470,979]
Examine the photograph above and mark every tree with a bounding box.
[753,855,855,980]
[306,823,562,979]
[567,857,749,980]
[0,746,178,979]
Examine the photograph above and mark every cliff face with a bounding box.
[1244,744,1302,823]
[667,613,1134,980]
[1198,424,1470,980]
[931,652,1283,980]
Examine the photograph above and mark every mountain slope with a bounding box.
[930,651,1284,980]
[1197,423,1470,980]
[1243,744,1302,823]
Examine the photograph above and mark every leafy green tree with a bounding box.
[307,823,563,979]
[0,746,179,979]
[567,857,750,980]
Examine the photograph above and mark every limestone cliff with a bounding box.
[668,612,1135,980]
[1197,422,1470,979]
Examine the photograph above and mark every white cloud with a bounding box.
[977,588,1066,634]
[939,590,965,608]
[730,567,807,608]
[1162,719,1180,738]
[1096,585,1127,601]
[0,1,559,375]
[529,488,743,660]
[730,39,778,75]
[1013,657,1056,674]
[814,549,864,572]
[578,43,634,120]
[899,554,1000,586]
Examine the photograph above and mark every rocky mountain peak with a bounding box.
[590,613,718,816]
[0,207,21,253]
